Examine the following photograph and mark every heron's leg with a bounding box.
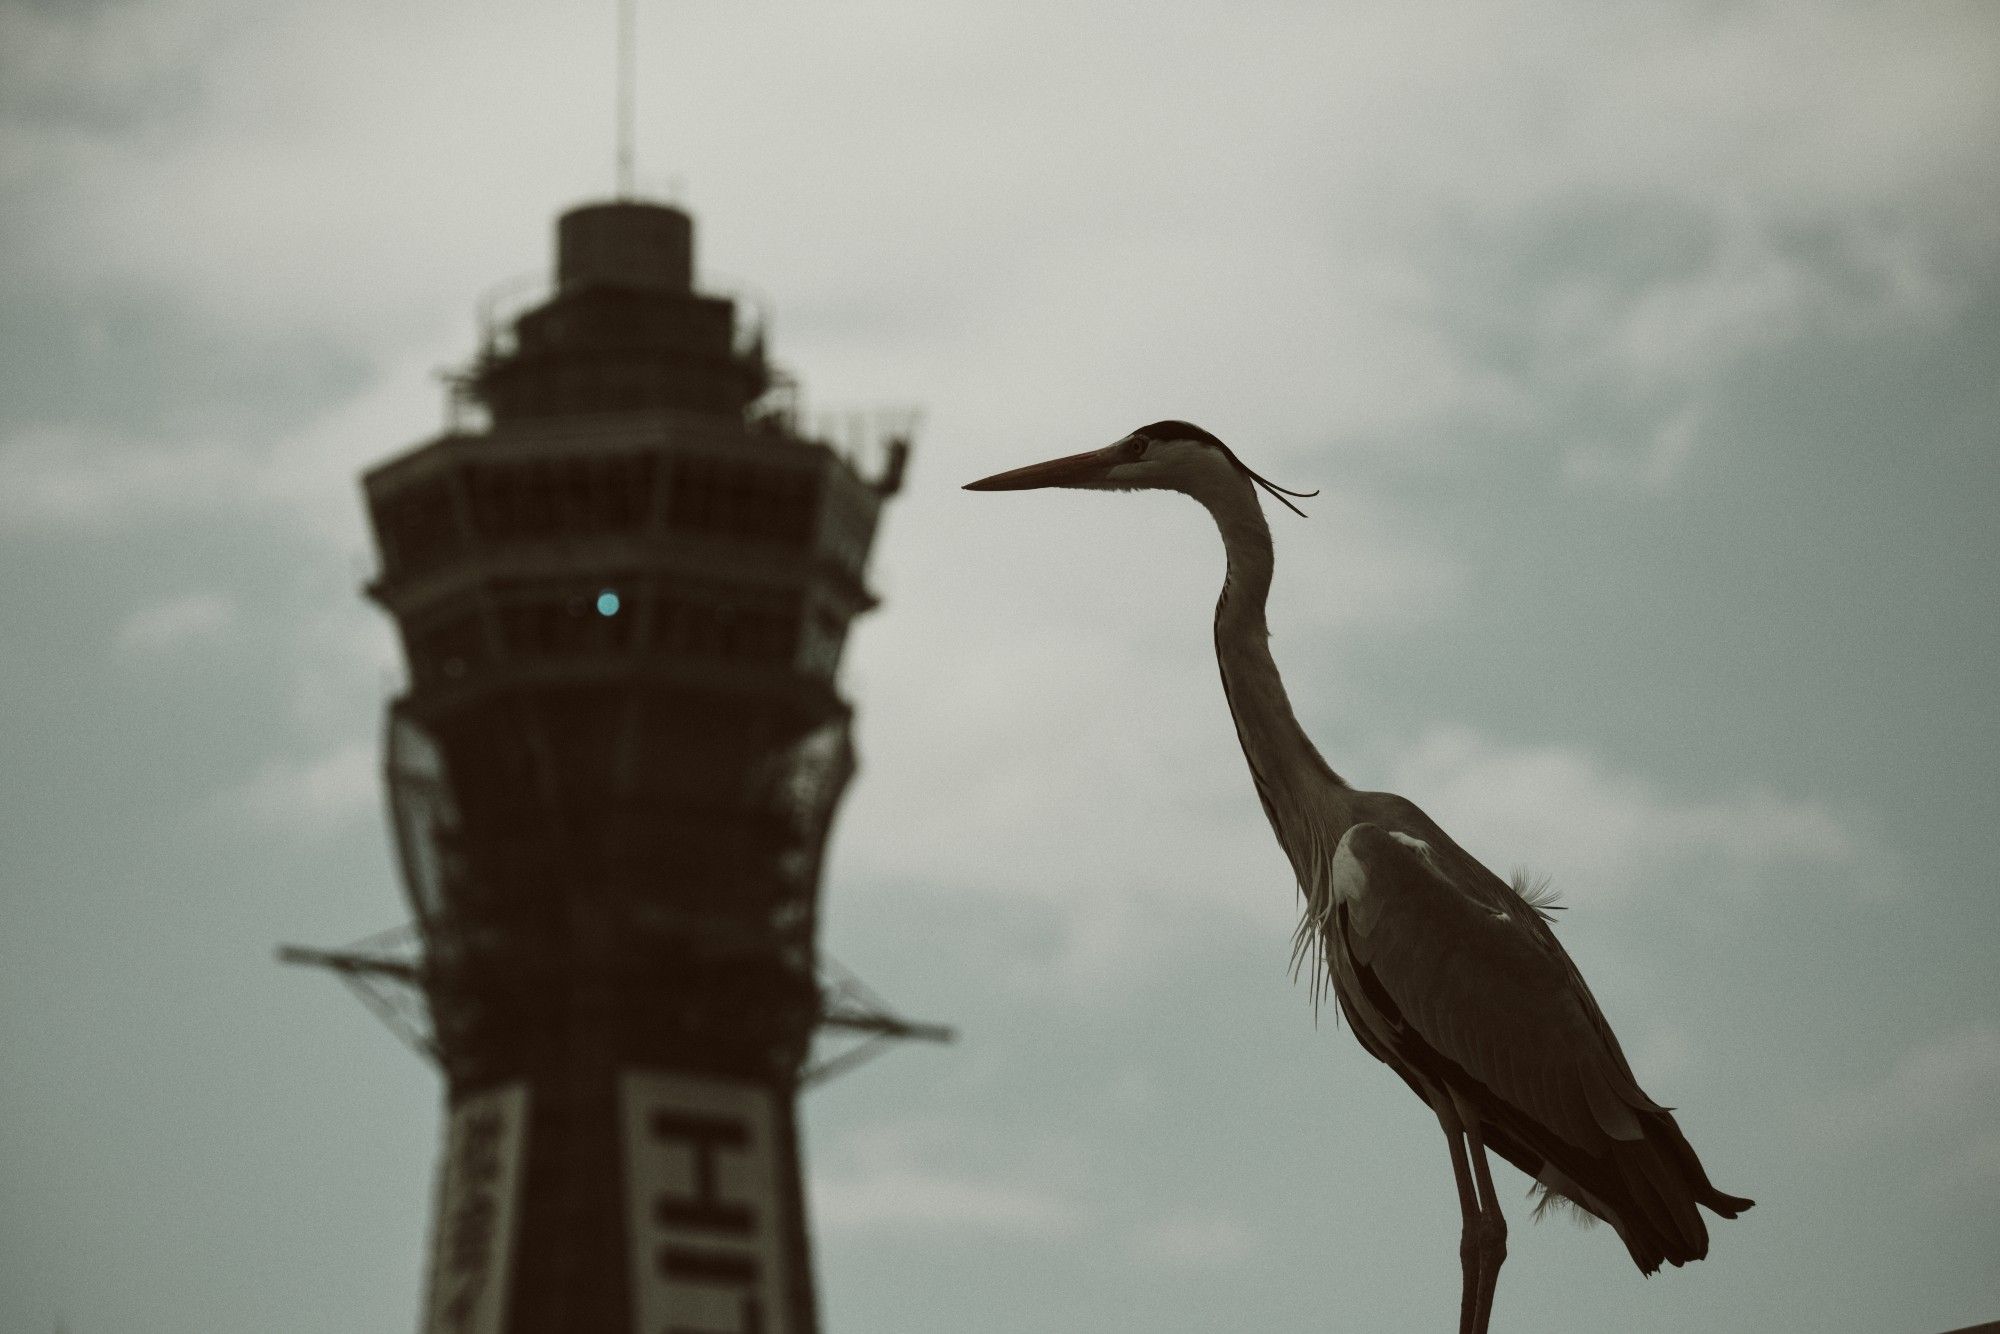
[1463,1114,1508,1334]
[1435,1104,1481,1334]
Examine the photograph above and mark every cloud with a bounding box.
[1815,1020,2000,1188]
[1630,1023,1697,1087]
[0,427,250,533]
[812,1119,1083,1240]
[1385,724,1862,902]
[116,590,236,654]
[1130,1208,1259,1268]
[0,1,209,145]
[0,334,448,546]
[1562,408,1702,493]
[1525,204,1965,494]
[814,1166,1080,1239]
[219,738,376,832]
[6,0,1993,524]
[282,600,402,733]
[1524,215,1828,412]
[1860,1023,2000,1128]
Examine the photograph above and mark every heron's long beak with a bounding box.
[963,448,1118,493]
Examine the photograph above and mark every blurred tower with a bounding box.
[293,197,941,1334]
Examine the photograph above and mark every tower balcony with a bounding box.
[363,410,899,719]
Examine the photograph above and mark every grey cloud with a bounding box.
[0,0,212,137]
[1385,724,1865,901]
[115,589,236,653]
[1811,1021,2000,1191]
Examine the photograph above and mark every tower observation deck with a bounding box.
[307,198,937,1334]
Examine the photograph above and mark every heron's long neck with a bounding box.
[1206,487,1352,869]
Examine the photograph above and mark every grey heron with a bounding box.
[965,421,1753,1334]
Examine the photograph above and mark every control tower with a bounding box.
[292,197,941,1334]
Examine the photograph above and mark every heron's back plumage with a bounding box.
[1322,810,1755,1275]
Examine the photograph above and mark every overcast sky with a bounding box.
[3,2,1997,1332]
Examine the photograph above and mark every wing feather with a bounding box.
[1330,822,1621,1154]
[1322,817,1753,1273]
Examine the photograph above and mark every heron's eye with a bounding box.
[1123,435,1149,459]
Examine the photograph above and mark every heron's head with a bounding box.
[962,420,1316,516]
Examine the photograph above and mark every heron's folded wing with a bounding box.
[1331,822,1651,1153]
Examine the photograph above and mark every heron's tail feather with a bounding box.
[1496,1108,1734,1274]
[1699,1187,1756,1218]
[1651,1107,1757,1221]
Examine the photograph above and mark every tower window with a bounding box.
[406,611,487,688]
[650,585,800,667]
[664,457,818,548]
[495,591,638,658]
[464,452,658,543]
[374,477,462,577]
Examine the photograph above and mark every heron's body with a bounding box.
[968,421,1752,1332]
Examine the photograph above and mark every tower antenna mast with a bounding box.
[615,0,636,197]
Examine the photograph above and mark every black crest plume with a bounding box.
[1132,420,1320,517]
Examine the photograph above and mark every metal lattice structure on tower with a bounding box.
[285,198,945,1334]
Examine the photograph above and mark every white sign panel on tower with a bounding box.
[621,1070,793,1334]
[421,1082,529,1334]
